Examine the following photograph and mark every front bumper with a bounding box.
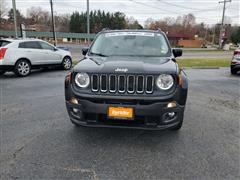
[65,72,188,130]
[66,99,185,130]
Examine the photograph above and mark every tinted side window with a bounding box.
[0,40,11,47]
[19,41,42,49]
[39,42,54,51]
[18,42,26,48]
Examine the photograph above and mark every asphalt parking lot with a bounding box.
[0,68,239,179]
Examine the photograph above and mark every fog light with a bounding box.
[73,108,79,113]
[168,112,175,118]
[70,98,78,105]
[167,101,177,108]
[72,108,83,119]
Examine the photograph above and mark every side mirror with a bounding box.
[172,48,183,58]
[82,48,89,56]
[54,47,58,51]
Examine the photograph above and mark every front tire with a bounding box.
[14,60,31,77]
[231,68,238,75]
[62,57,72,70]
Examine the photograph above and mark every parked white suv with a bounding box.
[0,39,72,76]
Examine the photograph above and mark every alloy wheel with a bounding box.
[63,57,72,70]
[18,61,30,76]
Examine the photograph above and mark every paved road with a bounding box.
[0,69,239,179]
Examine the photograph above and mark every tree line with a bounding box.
[146,14,239,45]
[69,10,142,33]
[0,7,143,33]
[0,4,239,44]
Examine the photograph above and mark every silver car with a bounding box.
[0,39,72,77]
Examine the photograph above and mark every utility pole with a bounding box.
[50,0,57,46]
[12,0,18,38]
[212,25,216,45]
[218,0,231,49]
[87,0,90,43]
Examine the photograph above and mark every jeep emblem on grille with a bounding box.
[115,68,128,72]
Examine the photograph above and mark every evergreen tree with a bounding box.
[70,10,136,33]
[8,8,24,25]
[231,27,240,45]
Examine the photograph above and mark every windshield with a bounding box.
[90,32,170,57]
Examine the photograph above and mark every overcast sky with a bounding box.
[6,0,240,25]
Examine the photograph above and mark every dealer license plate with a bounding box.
[108,107,134,120]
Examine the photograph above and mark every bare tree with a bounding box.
[55,14,70,32]
[146,14,197,38]
[26,6,71,32]
[27,7,50,24]
[144,18,154,28]
[182,13,196,28]
[126,16,142,29]
[163,17,175,26]
[148,20,169,32]
[0,0,8,19]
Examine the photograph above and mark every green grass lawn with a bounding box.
[73,58,231,68]
[183,50,234,53]
[178,58,230,68]
[73,60,79,66]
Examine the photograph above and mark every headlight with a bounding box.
[75,73,90,88]
[156,74,174,90]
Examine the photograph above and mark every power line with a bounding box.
[129,0,221,22]
[13,0,239,26]
[157,0,206,11]
[129,0,178,15]
[156,0,223,14]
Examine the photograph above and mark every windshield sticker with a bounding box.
[105,32,155,37]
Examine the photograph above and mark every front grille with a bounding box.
[100,75,107,92]
[91,74,154,94]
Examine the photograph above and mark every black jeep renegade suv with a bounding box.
[65,30,188,130]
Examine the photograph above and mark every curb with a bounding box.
[183,67,220,69]
[191,67,220,69]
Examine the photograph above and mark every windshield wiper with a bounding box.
[90,52,108,57]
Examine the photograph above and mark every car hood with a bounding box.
[74,56,178,74]
[57,48,71,56]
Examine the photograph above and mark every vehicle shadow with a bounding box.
[232,72,240,76]
[69,125,182,147]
